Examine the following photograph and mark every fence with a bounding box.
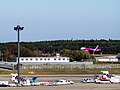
[19,62,120,70]
[0,62,15,70]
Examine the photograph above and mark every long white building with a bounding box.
[95,56,119,62]
[16,54,70,63]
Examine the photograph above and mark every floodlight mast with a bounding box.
[14,25,24,85]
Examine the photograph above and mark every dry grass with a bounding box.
[0,69,120,75]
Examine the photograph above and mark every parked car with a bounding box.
[80,78,94,83]
[45,79,74,86]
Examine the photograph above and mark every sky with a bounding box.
[0,0,120,42]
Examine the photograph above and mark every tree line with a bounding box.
[0,39,120,62]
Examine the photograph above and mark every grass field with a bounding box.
[0,68,120,75]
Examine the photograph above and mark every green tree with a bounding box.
[60,49,91,62]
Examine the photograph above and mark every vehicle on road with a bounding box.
[80,78,94,83]
[44,79,74,86]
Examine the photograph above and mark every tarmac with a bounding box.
[0,74,120,90]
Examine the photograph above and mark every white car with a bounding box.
[45,79,74,86]
[80,78,94,83]
[55,79,74,85]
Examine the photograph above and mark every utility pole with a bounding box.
[14,25,24,85]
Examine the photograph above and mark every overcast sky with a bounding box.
[0,0,120,42]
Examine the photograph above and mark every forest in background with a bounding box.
[0,39,120,62]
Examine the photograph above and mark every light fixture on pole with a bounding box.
[14,25,24,85]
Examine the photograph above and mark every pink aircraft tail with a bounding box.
[94,45,99,51]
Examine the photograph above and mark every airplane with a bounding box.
[80,45,101,54]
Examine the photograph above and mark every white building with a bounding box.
[95,56,118,62]
[16,54,70,63]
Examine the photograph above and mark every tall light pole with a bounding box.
[14,25,24,85]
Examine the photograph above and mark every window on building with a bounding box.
[36,59,38,60]
[26,59,28,61]
[30,59,32,60]
[40,58,42,60]
[54,58,56,60]
[59,58,61,60]
[21,59,24,61]
[63,58,65,60]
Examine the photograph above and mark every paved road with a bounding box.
[0,74,120,90]
[0,74,94,83]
